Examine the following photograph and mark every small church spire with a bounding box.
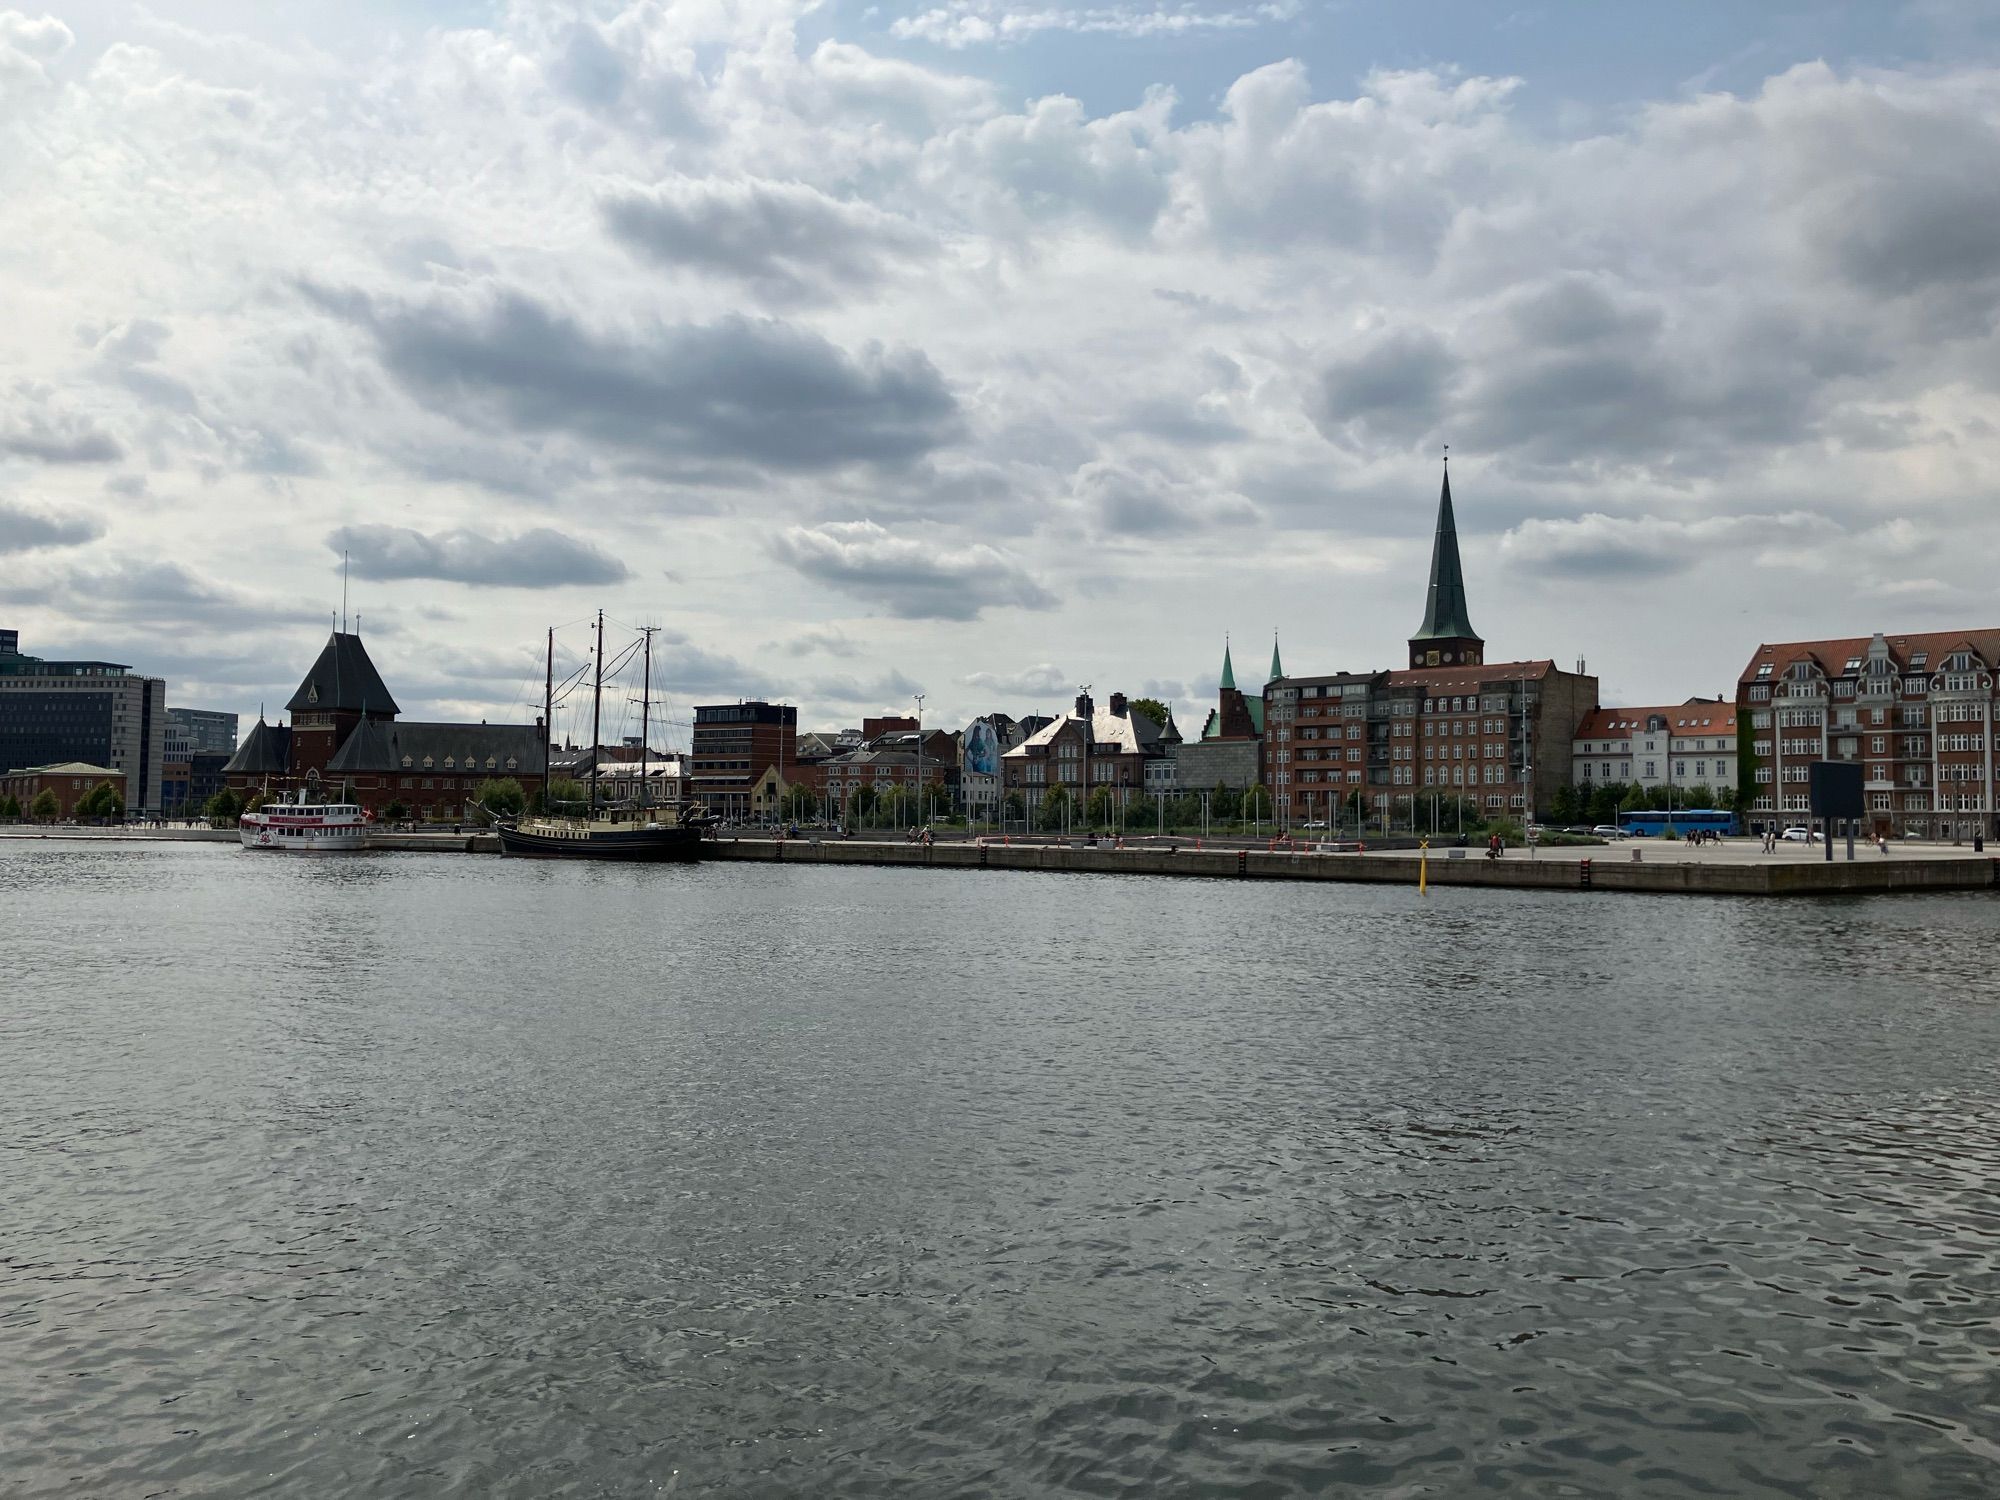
[1269,632,1283,683]
[1409,450,1483,667]
[1220,637,1236,692]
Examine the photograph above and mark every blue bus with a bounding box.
[1619,808,1739,837]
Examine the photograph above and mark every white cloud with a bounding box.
[892,1,1298,49]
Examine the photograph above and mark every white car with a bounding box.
[1780,825,1814,842]
[1590,824,1625,839]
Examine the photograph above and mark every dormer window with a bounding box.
[401,755,412,769]
[422,756,434,769]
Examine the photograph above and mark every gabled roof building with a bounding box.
[224,629,545,822]
[1737,628,2000,839]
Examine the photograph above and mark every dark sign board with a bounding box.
[1808,761,1864,820]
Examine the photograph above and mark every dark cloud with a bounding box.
[0,415,122,463]
[1074,460,1260,538]
[769,520,1056,620]
[602,177,932,304]
[303,281,963,474]
[0,501,104,552]
[329,523,631,588]
[808,668,925,705]
[1313,327,1455,447]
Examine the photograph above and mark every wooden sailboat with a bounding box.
[496,612,714,861]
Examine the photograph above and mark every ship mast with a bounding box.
[589,609,604,818]
[543,626,554,813]
[639,626,655,813]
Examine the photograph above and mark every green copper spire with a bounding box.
[1268,634,1283,683]
[1220,639,1237,692]
[1411,459,1480,645]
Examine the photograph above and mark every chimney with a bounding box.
[1074,690,1094,720]
[1109,692,1128,717]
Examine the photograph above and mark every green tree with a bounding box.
[1243,783,1272,822]
[77,780,125,820]
[1211,781,1242,822]
[0,793,17,822]
[31,788,60,822]
[1003,789,1025,822]
[1550,784,1581,824]
[1588,782,1624,824]
[538,776,586,812]
[1086,784,1115,828]
[1685,783,1715,810]
[1621,782,1649,813]
[474,777,527,819]
[1038,783,1073,831]
[384,800,409,823]
[203,787,243,825]
[1127,697,1174,732]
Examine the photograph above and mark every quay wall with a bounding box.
[704,838,2000,897]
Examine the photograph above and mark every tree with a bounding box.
[1086,784,1115,828]
[474,777,527,819]
[76,780,125,821]
[782,782,817,820]
[31,789,59,822]
[1003,789,1025,822]
[204,787,242,826]
[1212,781,1241,822]
[1550,784,1581,824]
[1128,697,1174,732]
[1621,782,1649,813]
[1038,783,1072,831]
[384,800,409,823]
[0,793,17,822]
[539,776,586,813]
[1243,783,1273,822]
[1685,783,1715,810]
[1588,782,1624,825]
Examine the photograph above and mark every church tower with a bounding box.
[1408,458,1484,669]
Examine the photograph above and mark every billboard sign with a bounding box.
[964,718,1001,777]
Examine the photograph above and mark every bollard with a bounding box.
[1631,847,1643,862]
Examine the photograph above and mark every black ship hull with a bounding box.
[495,822,707,861]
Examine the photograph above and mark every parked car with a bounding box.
[1590,824,1625,839]
[1780,825,1814,842]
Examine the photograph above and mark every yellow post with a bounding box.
[1419,836,1429,895]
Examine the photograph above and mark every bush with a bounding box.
[384,800,408,823]
[474,777,527,819]
[31,789,60,822]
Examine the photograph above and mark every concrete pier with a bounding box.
[701,836,2000,896]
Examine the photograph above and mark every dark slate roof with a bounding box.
[1411,463,1481,645]
[222,719,292,775]
[286,632,400,716]
[325,720,542,776]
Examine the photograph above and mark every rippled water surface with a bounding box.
[4,842,1999,1498]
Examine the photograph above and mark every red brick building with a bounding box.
[1264,463,1597,830]
[223,631,545,821]
[690,700,797,820]
[1,761,126,819]
[1001,691,1173,820]
[1738,628,2000,840]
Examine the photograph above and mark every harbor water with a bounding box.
[4,842,1998,1497]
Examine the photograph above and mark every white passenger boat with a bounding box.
[239,790,369,851]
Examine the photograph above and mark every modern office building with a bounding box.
[0,630,167,813]
[690,700,797,820]
[165,707,238,756]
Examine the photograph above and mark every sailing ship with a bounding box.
[496,612,715,861]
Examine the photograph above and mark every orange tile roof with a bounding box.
[1574,703,1734,740]
[1736,629,2000,688]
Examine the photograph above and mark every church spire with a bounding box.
[1269,633,1283,683]
[1409,453,1483,667]
[1219,638,1236,692]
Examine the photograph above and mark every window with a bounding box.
[1644,762,1656,778]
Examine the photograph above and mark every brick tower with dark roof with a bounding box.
[1409,457,1484,669]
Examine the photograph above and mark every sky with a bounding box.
[3,0,1999,746]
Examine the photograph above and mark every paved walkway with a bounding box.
[1381,837,1992,865]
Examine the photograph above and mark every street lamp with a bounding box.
[913,692,925,832]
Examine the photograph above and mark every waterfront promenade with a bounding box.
[7,825,1995,895]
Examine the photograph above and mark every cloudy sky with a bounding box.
[3,1,1998,744]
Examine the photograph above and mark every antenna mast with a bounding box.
[639,626,656,813]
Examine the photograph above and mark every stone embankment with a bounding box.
[705,836,2000,897]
